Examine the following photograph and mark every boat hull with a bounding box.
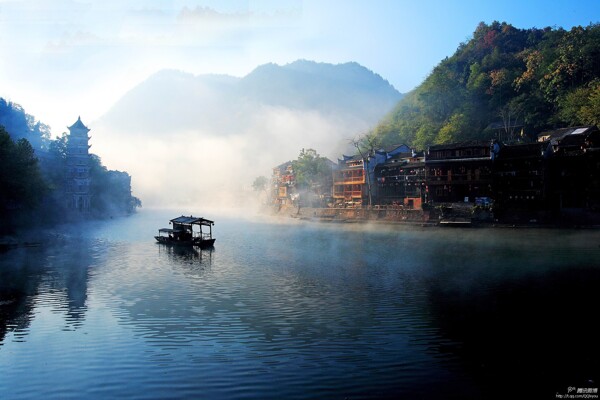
[155,236,216,248]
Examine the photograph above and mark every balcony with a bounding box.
[333,191,363,199]
[334,177,365,185]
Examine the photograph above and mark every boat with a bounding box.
[155,215,216,248]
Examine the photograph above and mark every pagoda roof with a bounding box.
[68,116,90,131]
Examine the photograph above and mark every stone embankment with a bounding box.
[280,205,439,226]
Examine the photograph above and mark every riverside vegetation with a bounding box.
[0,99,141,234]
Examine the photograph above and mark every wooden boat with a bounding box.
[155,215,215,248]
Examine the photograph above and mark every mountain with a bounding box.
[238,60,401,119]
[100,60,401,135]
[94,60,402,208]
[373,22,600,150]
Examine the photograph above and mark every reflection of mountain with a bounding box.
[0,242,95,343]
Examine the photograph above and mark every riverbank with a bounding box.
[0,211,139,252]
[273,204,600,229]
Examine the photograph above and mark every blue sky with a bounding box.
[0,0,598,135]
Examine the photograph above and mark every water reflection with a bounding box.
[0,249,41,343]
[418,229,600,399]
[2,216,599,399]
[0,238,100,343]
[157,244,213,269]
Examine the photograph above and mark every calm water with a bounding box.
[1,210,599,399]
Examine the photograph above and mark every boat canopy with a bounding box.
[170,215,215,227]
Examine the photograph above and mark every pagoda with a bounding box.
[65,117,92,212]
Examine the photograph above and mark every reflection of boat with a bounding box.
[155,215,216,248]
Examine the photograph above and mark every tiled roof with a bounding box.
[68,116,89,131]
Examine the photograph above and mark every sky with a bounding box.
[0,0,598,138]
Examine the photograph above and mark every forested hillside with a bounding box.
[0,99,141,232]
[374,22,600,149]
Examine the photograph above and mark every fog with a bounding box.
[93,103,372,211]
[91,63,400,211]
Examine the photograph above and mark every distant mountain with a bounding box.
[238,60,401,119]
[99,60,402,135]
[94,60,402,208]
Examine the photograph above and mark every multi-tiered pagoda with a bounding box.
[65,117,92,212]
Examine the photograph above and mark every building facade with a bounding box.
[332,155,365,206]
[271,161,295,206]
[541,126,600,212]
[493,142,547,212]
[333,144,411,207]
[374,151,426,208]
[425,141,493,203]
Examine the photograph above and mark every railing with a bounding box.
[333,191,363,198]
[333,176,365,184]
[427,173,491,182]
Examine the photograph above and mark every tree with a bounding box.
[292,149,332,207]
[0,98,50,151]
[498,100,523,142]
[88,154,141,216]
[436,113,470,144]
[0,126,47,231]
[579,82,600,126]
[40,133,68,191]
[252,176,268,192]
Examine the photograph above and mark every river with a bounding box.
[1,209,599,399]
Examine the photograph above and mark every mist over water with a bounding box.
[1,210,599,399]
[91,61,401,209]
[94,105,359,208]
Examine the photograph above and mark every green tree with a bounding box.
[40,133,68,190]
[293,149,331,189]
[436,113,470,144]
[89,154,141,216]
[579,82,600,126]
[0,126,47,231]
[292,148,332,206]
[252,176,268,192]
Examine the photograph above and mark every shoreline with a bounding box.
[0,211,139,252]
[272,205,600,230]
